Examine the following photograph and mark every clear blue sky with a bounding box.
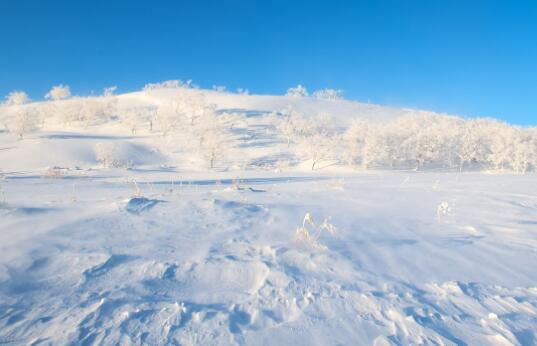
[1,0,536,125]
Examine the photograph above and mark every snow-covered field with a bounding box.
[1,87,536,345]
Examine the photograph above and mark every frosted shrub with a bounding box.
[45,85,71,101]
[79,97,117,125]
[143,79,196,91]
[294,213,337,250]
[103,86,117,97]
[2,104,41,139]
[437,202,451,217]
[154,92,215,136]
[312,88,343,100]
[294,114,341,170]
[360,122,393,169]
[456,119,491,171]
[319,216,338,235]
[276,111,340,170]
[212,85,227,92]
[487,123,518,171]
[512,132,537,173]
[344,119,370,166]
[64,97,116,126]
[120,106,156,134]
[152,91,234,169]
[196,112,232,169]
[286,85,309,97]
[341,113,537,173]
[396,114,452,170]
[5,91,30,105]
[95,142,129,168]
[219,111,247,130]
[274,107,309,147]
[43,166,67,179]
[155,102,182,136]
[1,91,41,139]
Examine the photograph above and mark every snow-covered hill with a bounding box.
[0,87,409,173]
[1,86,536,345]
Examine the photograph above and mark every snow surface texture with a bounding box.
[1,87,537,345]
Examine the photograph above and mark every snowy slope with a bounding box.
[0,88,406,173]
[118,88,406,124]
[1,89,536,345]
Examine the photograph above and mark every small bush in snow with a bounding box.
[437,202,451,217]
[294,213,337,250]
[95,142,130,168]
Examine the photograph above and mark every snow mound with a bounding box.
[126,197,162,214]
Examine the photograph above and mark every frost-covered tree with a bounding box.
[1,91,41,139]
[45,85,71,101]
[511,131,537,173]
[286,85,309,97]
[197,119,231,169]
[154,92,215,136]
[393,113,454,170]
[312,88,343,100]
[293,114,340,170]
[79,97,117,126]
[143,79,196,91]
[155,101,182,136]
[3,106,41,139]
[361,122,400,169]
[151,91,233,169]
[212,85,227,92]
[5,91,30,105]
[120,106,156,134]
[330,111,537,173]
[41,85,76,127]
[486,121,518,170]
[103,86,117,97]
[274,107,310,147]
[344,119,369,166]
[50,96,116,127]
[455,119,491,171]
